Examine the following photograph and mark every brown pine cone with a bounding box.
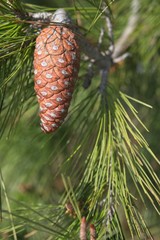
[34,25,80,133]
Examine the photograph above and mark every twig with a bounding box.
[98,28,105,50]
[112,0,140,58]
[97,2,115,94]
[83,26,106,90]
[105,205,115,226]
[29,9,72,24]
[78,36,111,69]
[104,9,114,55]
[83,60,95,89]
[99,69,109,93]
[99,190,115,227]
[113,52,131,63]
[28,12,53,22]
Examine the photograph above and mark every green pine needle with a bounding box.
[61,86,159,239]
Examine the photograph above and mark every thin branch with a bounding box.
[113,52,131,63]
[112,0,140,58]
[78,36,111,69]
[29,9,72,24]
[95,2,114,93]
[99,69,109,93]
[98,28,105,50]
[83,60,95,89]
[106,17,114,54]
[104,9,114,55]
[99,190,115,227]
[28,12,53,22]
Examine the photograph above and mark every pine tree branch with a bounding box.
[112,0,140,58]
[102,4,114,55]
[1,2,160,239]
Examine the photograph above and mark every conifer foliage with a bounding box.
[0,0,160,239]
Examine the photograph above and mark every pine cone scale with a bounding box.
[34,25,80,133]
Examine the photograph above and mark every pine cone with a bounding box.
[34,25,80,133]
